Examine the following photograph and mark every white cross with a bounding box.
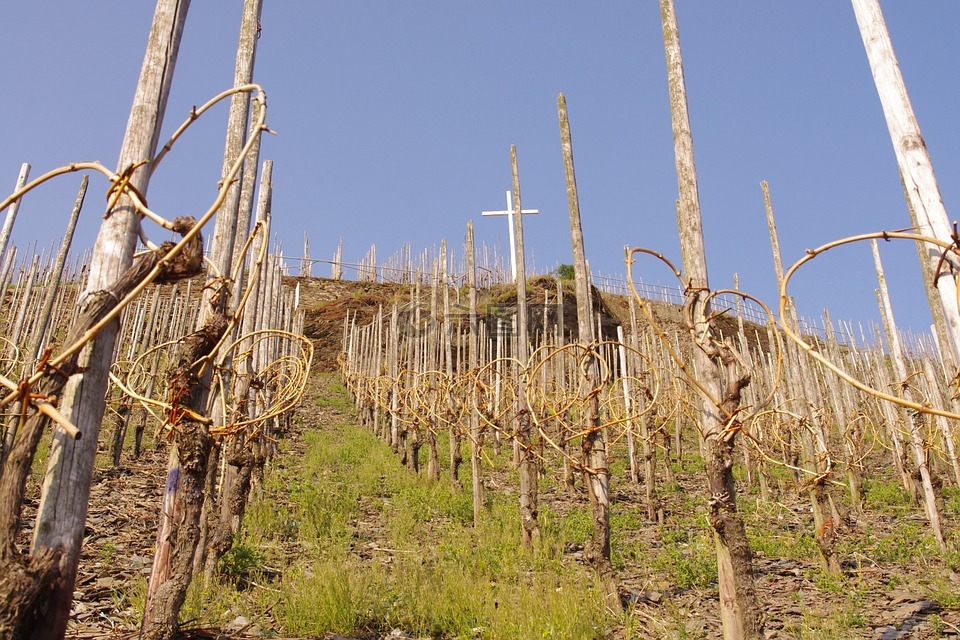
[481,190,539,282]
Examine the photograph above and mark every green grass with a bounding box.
[164,372,960,639]
[845,520,938,565]
[652,526,716,591]
[747,527,818,562]
[781,601,868,640]
[943,485,960,515]
[221,373,617,639]
[863,477,914,508]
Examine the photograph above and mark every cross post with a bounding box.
[481,190,539,282]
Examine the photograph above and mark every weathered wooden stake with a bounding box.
[762,181,839,574]
[442,240,462,487]
[0,164,30,268]
[557,93,619,610]
[204,160,273,581]
[872,240,947,550]
[661,1,761,636]
[142,0,261,635]
[851,0,960,365]
[22,3,191,638]
[511,146,539,550]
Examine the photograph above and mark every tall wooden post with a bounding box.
[557,93,618,610]
[511,146,539,549]
[210,0,263,279]
[616,325,640,485]
[763,181,840,573]
[872,240,947,549]
[230,98,266,296]
[851,0,960,364]
[442,240,462,486]
[467,221,484,522]
[142,1,261,636]
[389,303,400,453]
[661,1,761,637]
[425,257,441,481]
[203,160,273,581]
[28,177,87,365]
[24,2,191,639]
[373,304,385,439]
[0,164,30,268]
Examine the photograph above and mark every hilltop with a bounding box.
[294,273,754,373]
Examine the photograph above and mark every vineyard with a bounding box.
[1,0,959,640]
[0,271,953,640]
[330,247,960,639]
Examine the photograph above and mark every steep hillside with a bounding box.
[294,273,760,373]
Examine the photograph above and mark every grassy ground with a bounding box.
[163,372,960,639]
[179,373,631,639]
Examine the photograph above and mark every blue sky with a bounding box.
[2,2,958,338]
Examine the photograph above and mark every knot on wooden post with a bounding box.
[155,216,203,284]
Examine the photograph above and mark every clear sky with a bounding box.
[2,2,958,339]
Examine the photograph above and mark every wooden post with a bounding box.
[389,303,400,453]
[302,232,311,277]
[209,0,263,282]
[142,1,261,636]
[902,179,958,379]
[0,163,30,269]
[332,237,343,280]
[203,160,272,581]
[425,258,441,482]
[661,1,761,636]
[442,240,462,487]
[511,146,540,550]
[28,177,87,365]
[20,2,191,639]
[467,221,484,521]
[557,93,618,610]
[372,305,385,439]
[872,240,947,549]
[494,318,504,455]
[763,181,840,574]
[851,0,960,364]
[617,325,640,484]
